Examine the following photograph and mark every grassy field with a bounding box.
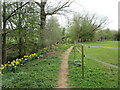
[76,41,118,66]
[1,41,119,88]
[68,48,118,88]
[2,44,71,88]
[81,41,119,48]
[84,47,118,66]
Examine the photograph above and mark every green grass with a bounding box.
[75,41,118,66]
[2,54,60,88]
[84,47,118,66]
[2,44,71,88]
[81,41,118,48]
[68,49,118,88]
[2,41,118,88]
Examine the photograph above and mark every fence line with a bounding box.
[78,44,119,49]
[76,47,82,54]
[74,44,85,79]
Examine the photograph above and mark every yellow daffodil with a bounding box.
[33,53,37,55]
[25,59,27,60]
[24,56,28,58]
[8,64,12,67]
[16,61,20,65]
[0,66,5,70]
[1,52,39,70]
[1,65,3,67]
[19,59,21,61]
[16,59,19,61]
[13,60,15,63]
[4,64,7,67]
[11,62,14,66]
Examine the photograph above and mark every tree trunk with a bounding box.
[18,2,23,58]
[40,1,46,29]
[0,1,2,64]
[39,1,47,48]
[2,2,7,64]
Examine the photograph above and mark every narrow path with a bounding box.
[56,46,73,88]
[86,56,119,70]
[86,45,119,49]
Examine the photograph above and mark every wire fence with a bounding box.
[73,42,85,79]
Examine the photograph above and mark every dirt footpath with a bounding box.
[56,46,73,88]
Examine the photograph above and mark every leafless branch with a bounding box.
[5,2,29,21]
[35,1,41,7]
[46,0,73,15]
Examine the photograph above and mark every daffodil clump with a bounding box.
[0,53,38,73]
[0,46,56,75]
[38,47,49,55]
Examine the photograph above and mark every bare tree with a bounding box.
[38,0,73,29]
[35,0,73,47]
[69,13,108,42]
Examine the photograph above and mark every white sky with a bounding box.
[74,0,119,30]
[65,0,119,30]
[2,0,119,30]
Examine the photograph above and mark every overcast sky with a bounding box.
[56,0,118,30]
[70,0,119,30]
[4,0,119,30]
[32,0,119,30]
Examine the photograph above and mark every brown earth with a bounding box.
[56,46,73,88]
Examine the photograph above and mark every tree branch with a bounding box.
[46,1,72,15]
[35,1,41,7]
[5,2,29,22]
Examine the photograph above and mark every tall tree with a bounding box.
[68,13,108,42]
[94,29,119,41]
[2,1,7,64]
[35,0,73,47]
[37,0,72,29]
[2,1,30,63]
[0,1,2,64]
[44,16,62,46]
[40,0,47,29]
[6,2,40,59]
[17,2,23,58]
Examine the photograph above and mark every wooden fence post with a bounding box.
[74,41,76,60]
[82,45,84,79]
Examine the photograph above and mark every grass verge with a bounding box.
[2,44,71,88]
[68,48,118,88]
